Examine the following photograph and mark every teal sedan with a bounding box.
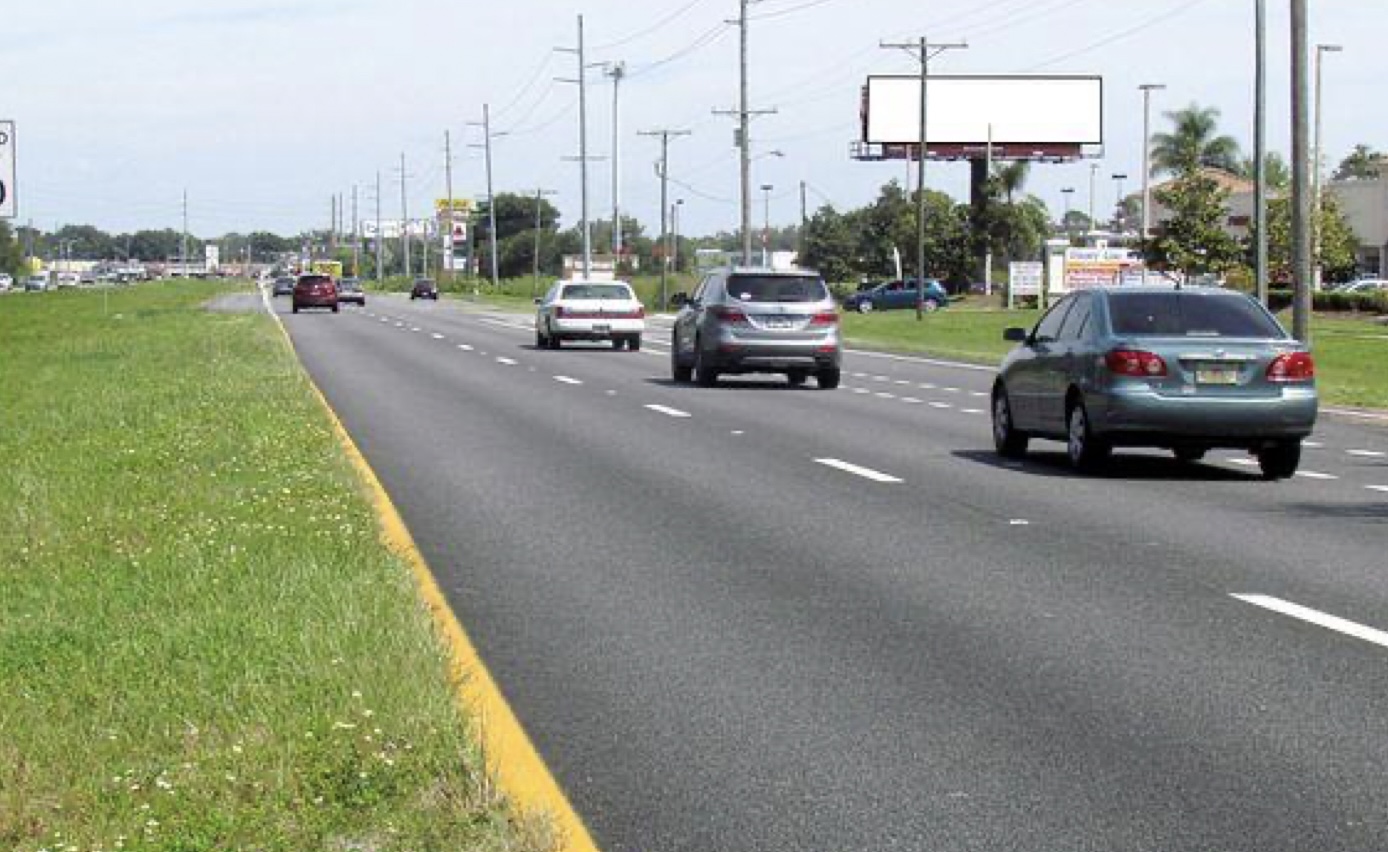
[991,286,1318,479]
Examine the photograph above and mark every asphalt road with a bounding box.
[280,292,1388,852]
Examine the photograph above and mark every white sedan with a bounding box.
[535,279,646,350]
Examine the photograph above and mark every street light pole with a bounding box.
[1290,0,1312,343]
[1255,0,1269,303]
[1139,82,1165,285]
[1313,43,1342,290]
[760,183,773,267]
[1111,173,1128,233]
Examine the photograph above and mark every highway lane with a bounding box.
[283,294,1388,851]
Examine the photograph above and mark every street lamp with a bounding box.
[760,183,774,267]
[1313,43,1342,289]
[1139,84,1166,284]
[1060,187,1075,235]
[1111,173,1128,233]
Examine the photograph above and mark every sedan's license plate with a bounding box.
[1196,367,1239,385]
[763,317,793,329]
[592,324,611,334]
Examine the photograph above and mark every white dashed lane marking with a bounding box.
[1367,485,1388,494]
[553,376,583,385]
[814,458,903,484]
[1295,470,1338,481]
[431,333,445,340]
[1232,594,1388,650]
[645,404,691,419]
[929,402,953,410]
[496,357,519,366]
[1347,449,1387,459]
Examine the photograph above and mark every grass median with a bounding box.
[0,282,550,851]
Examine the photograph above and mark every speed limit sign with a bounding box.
[0,121,15,219]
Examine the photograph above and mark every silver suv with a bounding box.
[670,268,842,389]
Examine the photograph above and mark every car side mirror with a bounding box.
[669,292,689,308]
[1003,327,1028,343]
[533,297,542,305]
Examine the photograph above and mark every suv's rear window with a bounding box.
[298,275,332,287]
[1107,292,1285,338]
[562,284,633,300]
[726,275,828,303]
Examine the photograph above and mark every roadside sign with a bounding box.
[1008,261,1044,309]
[0,121,15,219]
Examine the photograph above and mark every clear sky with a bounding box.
[3,0,1380,240]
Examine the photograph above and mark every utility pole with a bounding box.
[1290,0,1312,343]
[468,105,504,288]
[555,16,598,277]
[799,180,808,262]
[374,171,384,282]
[606,61,626,258]
[640,128,689,309]
[330,194,338,254]
[712,0,778,267]
[673,198,684,274]
[1087,161,1099,235]
[532,188,557,298]
[351,185,359,277]
[1254,1,1269,304]
[881,35,967,319]
[397,153,411,279]
[1140,82,1165,286]
[444,129,455,283]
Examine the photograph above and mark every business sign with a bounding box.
[0,121,15,218]
[862,75,1102,159]
[435,198,474,215]
[361,219,436,240]
[1062,247,1140,291]
[1009,261,1044,296]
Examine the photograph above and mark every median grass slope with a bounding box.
[0,282,549,851]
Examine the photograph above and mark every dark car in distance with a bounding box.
[271,276,296,297]
[292,274,338,314]
[410,278,439,300]
[842,278,949,313]
[337,277,366,306]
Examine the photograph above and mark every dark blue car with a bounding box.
[843,278,949,313]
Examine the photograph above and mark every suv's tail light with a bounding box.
[809,311,839,326]
[709,306,747,324]
[1266,352,1315,382]
[1105,349,1168,377]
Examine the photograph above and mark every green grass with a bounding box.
[0,283,550,851]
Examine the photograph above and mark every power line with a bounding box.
[1023,0,1209,71]
[592,0,712,50]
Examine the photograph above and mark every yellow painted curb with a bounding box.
[265,291,599,852]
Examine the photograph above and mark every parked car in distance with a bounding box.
[670,267,841,388]
[1340,278,1388,293]
[337,277,366,306]
[292,274,338,314]
[0,273,13,292]
[991,286,1317,479]
[410,278,439,300]
[271,276,296,297]
[24,275,50,292]
[842,277,949,313]
[534,279,645,350]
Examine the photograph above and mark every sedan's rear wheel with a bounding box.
[992,387,1029,459]
[816,367,841,390]
[628,336,641,352]
[786,369,808,387]
[1258,440,1301,480]
[536,329,547,348]
[612,338,625,350]
[1066,399,1111,473]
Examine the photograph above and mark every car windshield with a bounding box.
[298,275,332,287]
[1107,292,1285,338]
[727,275,828,303]
[561,284,632,300]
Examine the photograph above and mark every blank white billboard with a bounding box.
[865,75,1102,147]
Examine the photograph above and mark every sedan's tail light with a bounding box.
[1266,352,1315,382]
[809,311,839,326]
[709,306,748,324]
[1105,349,1168,377]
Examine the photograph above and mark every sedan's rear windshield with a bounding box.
[726,275,828,303]
[562,284,633,300]
[1107,292,1285,338]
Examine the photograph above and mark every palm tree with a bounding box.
[990,161,1031,204]
[1150,104,1241,177]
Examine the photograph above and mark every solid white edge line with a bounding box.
[814,458,903,484]
[1232,594,1388,650]
[644,404,691,419]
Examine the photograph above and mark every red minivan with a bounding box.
[292,274,338,314]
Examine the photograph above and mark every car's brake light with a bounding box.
[709,306,747,324]
[1266,352,1314,382]
[1104,349,1168,377]
[809,311,839,326]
